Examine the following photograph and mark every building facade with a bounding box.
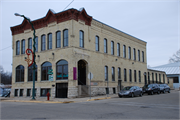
[10,8,168,98]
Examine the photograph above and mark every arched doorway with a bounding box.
[78,60,87,85]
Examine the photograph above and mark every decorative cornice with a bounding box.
[10,8,92,35]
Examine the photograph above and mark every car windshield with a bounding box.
[143,84,152,88]
[123,87,133,90]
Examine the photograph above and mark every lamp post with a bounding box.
[15,13,36,100]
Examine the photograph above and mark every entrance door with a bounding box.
[56,83,68,98]
[78,60,87,85]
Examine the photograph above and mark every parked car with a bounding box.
[143,84,160,95]
[159,84,170,93]
[118,86,143,98]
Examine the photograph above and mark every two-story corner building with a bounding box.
[10,8,165,98]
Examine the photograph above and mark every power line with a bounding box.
[63,0,74,11]
[0,45,12,51]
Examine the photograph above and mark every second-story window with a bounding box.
[63,29,68,47]
[133,48,136,60]
[104,38,107,53]
[111,41,114,55]
[142,51,144,62]
[21,39,25,54]
[56,31,61,48]
[117,43,120,56]
[123,45,126,58]
[28,38,32,53]
[48,33,52,50]
[128,47,131,59]
[35,37,38,52]
[41,35,46,51]
[79,30,84,48]
[16,41,20,55]
[95,36,99,51]
[138,50,140,61]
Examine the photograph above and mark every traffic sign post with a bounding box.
[88,72,93,99]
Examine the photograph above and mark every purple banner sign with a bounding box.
[73,67,77,80]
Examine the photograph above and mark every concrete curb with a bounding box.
[87,97,111,101]
[1,96,112,103]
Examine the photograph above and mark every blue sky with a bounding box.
[0,0,179,72]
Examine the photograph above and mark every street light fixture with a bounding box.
[15,13,36,100]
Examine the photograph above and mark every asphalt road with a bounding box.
[1,91,179,119]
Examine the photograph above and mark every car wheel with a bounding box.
[157,91,160,94]
[119,96,122,98]
[131,93,134,98]
[139,92,142,97]
[168,89,170,93]
[163,90,165,94]
[151,91,153,95]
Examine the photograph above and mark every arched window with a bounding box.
[123,45,126,58]
[56,60,68,80]
[28,65,37,81]
[129,69,132,82]
[139,71,141,82]
[79,30,84,48]
[112,67,115,81]
[117,43,120,56]
[128,47,131,59]
[16,65,24,82]
[41,62,52,81]
[111,41,114,55]
[41,34,46,51]
[95,36,99,51]
[48,33,52,50]
[16,41,20,55]
[105,66,108,81]
[21,39,25,54]
[56,31,61,48]
[28,38,32,53]
[118,67,121,80]
[104,39,107,53]
[134,70,136,82]
[133,48,136,60]
[35,37,38,52]
[63,29,68,47]
[138,50,140,61]
[124,68,127,81]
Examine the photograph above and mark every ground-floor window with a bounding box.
[41,88,51,97]
[173,77,179,83]
[113,88,116,94]
[19,89,23,97]
[27,89,31,96]
[15,89,18,97]
[106,88,109,94]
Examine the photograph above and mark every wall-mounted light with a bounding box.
[52,53,54,55]
[38,55,40,57]
[132,62,134,64]
[116,59,118,61]
[52,84,55,87]
[25,57,27,59]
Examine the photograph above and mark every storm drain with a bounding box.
[141,106,150,108]
[32,118,46,120]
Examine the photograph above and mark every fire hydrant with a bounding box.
[46,92,50,101]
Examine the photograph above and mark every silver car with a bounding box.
[118,86,143,98]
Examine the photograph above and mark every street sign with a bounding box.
[48,69,53,75]
[49,75,53,81]
[88,72,93,80]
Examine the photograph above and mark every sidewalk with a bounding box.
[0,94,118,104]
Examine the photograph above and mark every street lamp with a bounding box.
[15,13,36,100]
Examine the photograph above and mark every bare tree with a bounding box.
[169,49,180,63]
[0,65,12,85]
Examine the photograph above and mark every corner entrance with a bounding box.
[56,83,68,98]
[78,60,87,85]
